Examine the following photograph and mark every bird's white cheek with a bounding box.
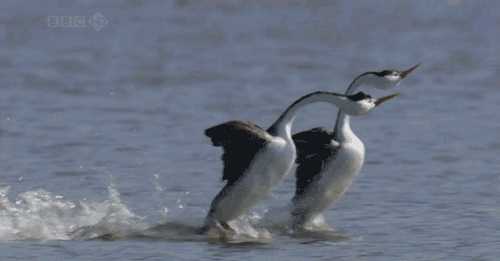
[377,77,401,90]
[361,104,373,114]
[361,102,376,114]
[345,103,370,115]
[385,75,400,82]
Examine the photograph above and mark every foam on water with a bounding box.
[0,183,146,241]
[0,181,280,243]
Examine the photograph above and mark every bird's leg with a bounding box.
[291,210,308,231]
[220,221,235,233]
[196,225,210,235]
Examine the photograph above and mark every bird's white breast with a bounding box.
[213,137,295,222]
[296,140,365,215]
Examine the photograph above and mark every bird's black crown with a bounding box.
[347,92,371,101]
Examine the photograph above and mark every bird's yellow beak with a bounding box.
[400,63,420,79]
[374,93,399,106]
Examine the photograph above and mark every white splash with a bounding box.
[203,213,272,242]
[0,180,339,243]
[0,183,145,241]
[152,173,169,222]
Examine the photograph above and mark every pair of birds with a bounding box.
[202,64,419,233]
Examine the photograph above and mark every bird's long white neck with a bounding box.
[334,73,373,142]
[269,92,350,139]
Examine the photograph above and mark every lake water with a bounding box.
[1,1,499,260]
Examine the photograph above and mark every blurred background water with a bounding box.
[1,0,500,260]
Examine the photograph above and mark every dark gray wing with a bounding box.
[205,120,273,186]
[292,127,339,198]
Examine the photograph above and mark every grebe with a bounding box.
[203,91,399,232]
[291,64,419,229]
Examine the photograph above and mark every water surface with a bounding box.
[1,1,500,260]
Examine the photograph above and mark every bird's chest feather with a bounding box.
[248,138,295,187]
[315,141,365,197]
[332,141,365,171]
[212,139,295,221]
